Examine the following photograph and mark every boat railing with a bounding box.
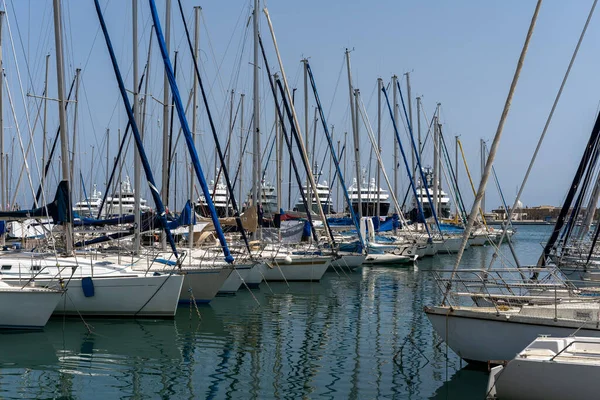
[431,267,576,310]
[548,339,600,361]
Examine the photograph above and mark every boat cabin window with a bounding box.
[31,265,41,271]
[1,265,11,270]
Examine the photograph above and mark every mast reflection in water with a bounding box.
[0,225,550,399]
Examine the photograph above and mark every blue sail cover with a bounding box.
[378,214,401,232]
[439,223,464,233]
[74,202,194,247]
[165,200,195,230]
[73,214,135,227]
[327,217,354,227]
[0,180,70,223]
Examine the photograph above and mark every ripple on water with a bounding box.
[0,226,553,399]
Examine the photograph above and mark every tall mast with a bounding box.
[312,108,317,173]
[392,74,399,211]
[436,107,442,217]
[132,0,141,253]
[302,58,311,214]
[417,96,422,161]
[40,54,49,206]
[353,88,362,219]
[343,131,347,212]
[252,0,260,220]
[239,93,244,205]
[118,128,123,219]
[432,112,439,221]
[446,0,541,282]
[455,135,459,218]
[345,49,361,219]
[263,8,334,244]
[275,73,281,213]
[328,125,334,213]
[581,169,600,237]
[52,0,72,253]
[140,28,153,137]
[406,72,414,181]
[480,138,486,213]
[336,138,340,212]
[376,77,382,219]
[226,88,233,217]
[105,128,109,193]
[69,68,80,189]
[160,0,171,249]
[0,11,3,245]
[189,5,200,252]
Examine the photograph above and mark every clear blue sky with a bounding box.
[2,0,599,212]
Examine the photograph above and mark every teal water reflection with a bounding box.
[0,225,551,399]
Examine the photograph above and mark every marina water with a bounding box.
[0,225,550,399]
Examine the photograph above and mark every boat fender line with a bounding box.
[134,271,177,317]
[187,288,202,320]
[234,267,260,306]
[82,277,95,297]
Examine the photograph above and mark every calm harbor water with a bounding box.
[0,225,552,399]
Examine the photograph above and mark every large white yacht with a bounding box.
[245,180,279,216]
[414,167,451,219]
[105,176,151,217]
[73,184,103,218]
[196,178,232,217]
[293,180,335,215]
[74,177,151,219]
[347,175,390,216]
[258,181,279,215]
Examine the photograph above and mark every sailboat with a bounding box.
[0,280,63,329]
[424,0,600,365]
[487,335,600,400]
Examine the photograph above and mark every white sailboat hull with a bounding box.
[331,254,366,269]
[5,274,184,317]
[218,265,252,294]
[437,236,467,254]
[425,306,600,364]
[468,234,487,246]
[245,263,266,287]
[423,242,439,256]
[179,266,232,303]
[262,257,331,282]
[0,287,62,329]
[363,253,414,265]
[488,336,600,400]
